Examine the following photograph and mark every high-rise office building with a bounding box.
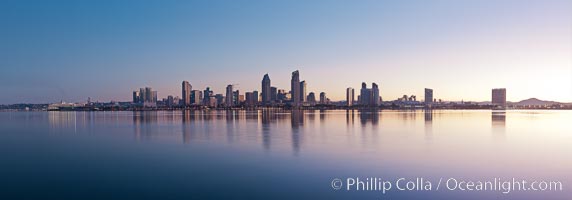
[492,88,507,108]
[238,94,245,104]
[233,90,240,105]
[307,92,316,105]
[151,91,157,103]
[215,94,224,106]
[261,74,271,104]
[225,85,234,107]
[253,91,258,104]
[245,91,259,106]
[372,83,380,106]
[291,70,300,106]
[359,82,380,106]
[319,92,327,104]
[139,88,146,103]
[425,88,434,106]
[182,81,192,106]
[277,89,287,101]
[132,91,140,103]
[300,80,307,103]
[346,87,354,106]
[203,87,213,106]
[245,92,253,105]
[270,87,277,102]
[360,82,371,105]
[191,90,202,105]
[166,95,174,107]
[145,87,153,102]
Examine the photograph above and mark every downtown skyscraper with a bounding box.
[226,84,234,107]
[346,87,355,106]
[261,74,271,104]
[291,70,301,106]
[372,83,380,106]
[425,88,434,106]
[300,80,307,103]
[182,81,192,106]
[360,82,380,106]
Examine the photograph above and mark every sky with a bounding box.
[0,0,571,104]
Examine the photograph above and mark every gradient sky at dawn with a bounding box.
[0,0,571,104]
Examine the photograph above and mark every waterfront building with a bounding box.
[346,87,354,106]
[191,90,203,105]
[372,83,380,106]
[319,92,327,104]
[425,88,433,106]
[203,87,213,106]
[300,80,307,103]
[270,87,277,102]
[182,81,192,106]
[291,70,301,106]
[307,92,316,105]
[262,74,271,104]
[359,82,380,106]
[225,85,234,107]
[492,88,507,108]
[132,91,140,103]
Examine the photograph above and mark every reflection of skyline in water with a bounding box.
[43,110,569,168]
[49,111,78,134]
[133,111,157,141]
[17,110,572,199]
[82,110,517,152]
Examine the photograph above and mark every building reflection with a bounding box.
[307,110,316,124]
[48,111,78,134]
[319,109,326,123]
[245,110,259,121]
[346,109,355,126]
[182,110,196,144]
[491,111,506,137]
[226,110,239,144]
[291,110,304,155]
[424,109,433,140]
[261,109,276,151]
[359,109,379,128]
[132,111,158,141]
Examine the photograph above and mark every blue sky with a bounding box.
[0,0,571,104]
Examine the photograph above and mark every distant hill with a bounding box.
[511,98,560,106]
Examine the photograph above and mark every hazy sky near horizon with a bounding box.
[0,0,571,104]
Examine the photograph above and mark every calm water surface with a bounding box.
[0,110,570,199]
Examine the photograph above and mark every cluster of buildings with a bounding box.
[132,87,158,107]
[345,82,381,107]
[130,70,509,109]
[132,70,334,108]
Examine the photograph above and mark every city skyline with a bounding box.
[1,0,571,104]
